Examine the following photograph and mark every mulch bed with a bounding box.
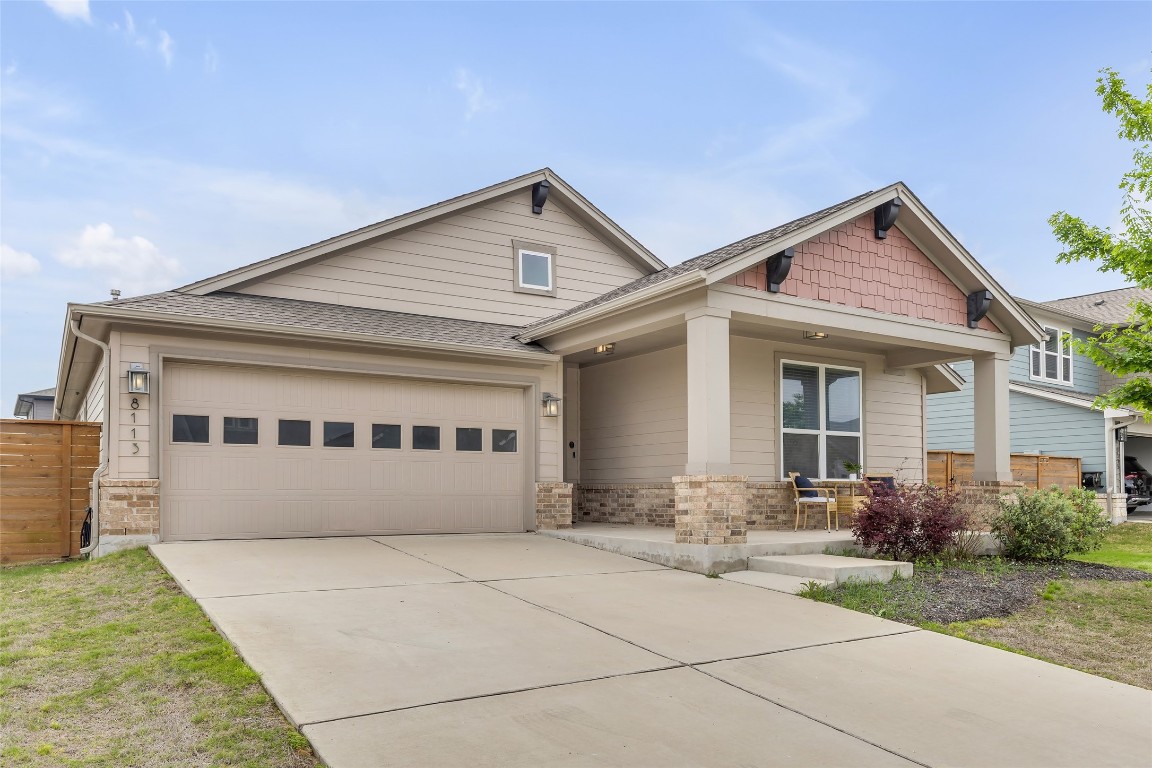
[914,560,1152,625]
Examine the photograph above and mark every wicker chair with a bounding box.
[788,472,839,531]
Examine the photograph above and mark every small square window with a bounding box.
[413,425,440,450]
[456,428,483,452]
[324,422,355,448]
[279,419,311,446]
[492,429,517,453]
[223,417,259,445]
[372,424,401,449]
[172,415,209,443]
[512,240,557,296]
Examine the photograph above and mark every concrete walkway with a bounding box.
[151,534,1152,768]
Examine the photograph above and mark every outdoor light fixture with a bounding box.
[1117,426,1128,443]
[594,343,616,355]
[127,364,150,394]
[541,392,561,417]
[804,331,829,341]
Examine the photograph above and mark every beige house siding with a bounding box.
[103,329,561,485]
[78,358,107,422]
[579,338,925,484]
[579,346,688,483]
[234,190,647,326]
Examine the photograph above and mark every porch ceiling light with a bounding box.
[126,364,150,394]
[541,392,561,418]
[804,331,829,341]
[594,342,616,355]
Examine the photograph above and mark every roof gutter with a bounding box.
[69,317,110,557]
[516,270,705,342]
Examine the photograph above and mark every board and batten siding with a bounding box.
[579,339,926,483]
[926,360,1108,480]
[235,190,647,326]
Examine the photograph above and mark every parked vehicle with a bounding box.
[1125,455,1151,512]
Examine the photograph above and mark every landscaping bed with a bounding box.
[0,548,319,767]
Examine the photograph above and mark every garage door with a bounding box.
[161,363,528,540]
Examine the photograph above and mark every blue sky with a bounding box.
[1,1,1149,410]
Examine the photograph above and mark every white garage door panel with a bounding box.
[162,363,528,540]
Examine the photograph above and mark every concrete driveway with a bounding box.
[151,534,1152,768]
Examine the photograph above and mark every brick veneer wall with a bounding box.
[673,475,748,545]
[747,482,827,531]
[576,483,676,526]
[723,213,1001,333]
[98,478,160,537]
[535,482,573,530]
[957,480,1025,525]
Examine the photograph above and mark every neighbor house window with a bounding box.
[172,415,210,443]
[780,362,862,480]
[512,240,557,296]
[223,417,259,445]
[1030,326,1073,385]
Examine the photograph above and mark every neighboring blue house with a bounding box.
[927,286,1151,513]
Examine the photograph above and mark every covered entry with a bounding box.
[161,363,529,540]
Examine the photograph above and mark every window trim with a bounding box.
[512,239,557,297]
[1029,325,1073,386]
[779,359,864,480]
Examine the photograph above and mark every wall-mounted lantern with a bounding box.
[541,392,561,418]
[1117,426,1128,443]
[127,364,150,395]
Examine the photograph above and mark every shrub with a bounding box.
[990,486,1110,560]
[852,483,966,562]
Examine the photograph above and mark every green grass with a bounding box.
[0,549,318,767]
[1068,522,1152,573]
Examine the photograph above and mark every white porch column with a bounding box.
[972,351,1013,482]
[685,308,732,475]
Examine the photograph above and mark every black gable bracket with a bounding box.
[874,198,903,239]
[765,247,795,293]
[967,289,992,328]
[531,180,551,215]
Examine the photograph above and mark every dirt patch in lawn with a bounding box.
[0,549,318,767]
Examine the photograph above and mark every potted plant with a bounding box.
[843,461,862,481]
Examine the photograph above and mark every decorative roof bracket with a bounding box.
[531,180,551,215]
[874,197,903,239]
[967,289,992,328]
[765,247,795,293]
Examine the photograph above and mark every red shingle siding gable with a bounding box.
[722,214,1001,332]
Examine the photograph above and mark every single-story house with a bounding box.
[53,169,1044,555]
[12,387,56,420]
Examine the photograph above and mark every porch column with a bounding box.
[972,351,1012,482]
[685,307,732,475]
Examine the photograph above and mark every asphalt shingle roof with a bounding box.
[19,388,56,398]
[1042,287,1151,326]
[95,292,551,355]
[519,189,877,335]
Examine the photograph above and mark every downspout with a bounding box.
[71,318,111,556]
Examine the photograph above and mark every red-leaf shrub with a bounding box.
[852,483,966,561]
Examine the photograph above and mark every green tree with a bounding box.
[1049,67,1152,414]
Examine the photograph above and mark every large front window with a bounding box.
[1030,325,1072,385]
[780,362,861,479]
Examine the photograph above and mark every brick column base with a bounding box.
[673,475,748,545]
[96,478,161,556]
[1096,492,1127,524]
[958,480,1024,526]
[535,482,573,530]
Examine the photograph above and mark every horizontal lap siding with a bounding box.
[235,191,646,325]
[927,360,975,451]
[1009,392,1105,474]
[79,359,106,422]
[580,346,687,483]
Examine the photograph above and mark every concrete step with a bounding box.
[747,554,912,584]
[720,570,833,594]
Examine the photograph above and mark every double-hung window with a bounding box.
[780,362,862,479]
[1030,326,1072,385]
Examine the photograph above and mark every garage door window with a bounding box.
[223,417,259,445]
[413,426,440,450]
[372,424,401,449]
[172,415,209,443]
[492,429,517,453]
[323,422,355,448]
[278,419,311,447]
[456,428,483,452]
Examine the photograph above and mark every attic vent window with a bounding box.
[511,240,558,297]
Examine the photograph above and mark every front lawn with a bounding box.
[0,549,318,767]
[801,524,1152,689]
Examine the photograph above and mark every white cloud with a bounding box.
[158,30,174,68]
[56,224,182,295]
[0,244,41,279]
[453,68,496,120]
[204,43,219,74]
[110,10,175,68]
[43,0,90,23]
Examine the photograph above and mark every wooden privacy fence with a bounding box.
[927,450,1082,491]
[1,419,101,565]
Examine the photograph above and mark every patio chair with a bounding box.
[788,472,839,531]
[864,474,897,496]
